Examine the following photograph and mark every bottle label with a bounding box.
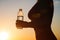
[17,16,23,21]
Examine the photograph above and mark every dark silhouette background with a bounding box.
[16,0,57,40]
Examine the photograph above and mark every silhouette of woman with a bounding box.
[16,0,57,40]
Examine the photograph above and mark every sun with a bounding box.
[0,32,9,40]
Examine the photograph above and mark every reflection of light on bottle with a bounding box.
[17,9,24,21]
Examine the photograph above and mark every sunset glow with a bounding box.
[0,32,9,40]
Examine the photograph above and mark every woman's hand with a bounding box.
[16,20,29,29]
